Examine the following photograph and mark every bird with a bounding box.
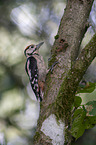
[24,42,47,101]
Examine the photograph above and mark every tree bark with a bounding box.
[33,0,94,144]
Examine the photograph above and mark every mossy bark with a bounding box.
[33,0,94,145]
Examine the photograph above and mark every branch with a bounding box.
[33,0,94,144]
[51,0,94,61]
[56,33,96,118]
[55,33,96,142]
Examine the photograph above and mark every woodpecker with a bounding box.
[24,42,47,101]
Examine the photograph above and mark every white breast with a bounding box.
[33,54,47,82]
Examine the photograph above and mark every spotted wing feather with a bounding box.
[25,56,41,100]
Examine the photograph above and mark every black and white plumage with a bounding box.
[24,42,47,101]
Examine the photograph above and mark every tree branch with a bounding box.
[56,33,96,122]
[51,0,94,61]
[33,0,94,144]
[55,33,96,144]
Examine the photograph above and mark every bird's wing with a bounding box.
[25,56,40,99]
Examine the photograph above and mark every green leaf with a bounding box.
[74,96,82,108]
[86,101,96,106]
[84,116,96,129]
[86,101,96,115]
[73,109,86,119]
[78,82,96,93]
[71,106,96,140]
[90,108,96,115]
[71,109,86,139]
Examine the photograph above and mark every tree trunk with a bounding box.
[33,0,95,144]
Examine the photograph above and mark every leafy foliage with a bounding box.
[77,82,96,93]
[71,108,96,140]
[85,116,96,129]
[71,109,86,139]
[86,101,96,116]
[71,82,96,140]
[74,96,82,108]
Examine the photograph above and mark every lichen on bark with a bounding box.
[33,0,94,144]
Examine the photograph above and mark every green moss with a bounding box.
[47,103,52,109]
[54,35,59,39]
[34,132,40,142]
[64,7,66,12]
[55,76,74,124]
[54,77,74,143]
[48,53,57,67]
[43,115,47,120]
[44,76,52,99]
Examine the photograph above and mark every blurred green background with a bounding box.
[0,0,96,144]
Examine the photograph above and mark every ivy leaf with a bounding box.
[77,82,96,93]
[71,109,86,139]
[84,116,96,129]
[86,101,96,116]
[86,101,96,106]
[74,96,82,108]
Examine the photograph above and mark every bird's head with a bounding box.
[24,42,44,57]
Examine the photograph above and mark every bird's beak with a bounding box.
[36,42,44,49]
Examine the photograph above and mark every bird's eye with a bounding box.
[29,45,34,49]
[31,45,34,48]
